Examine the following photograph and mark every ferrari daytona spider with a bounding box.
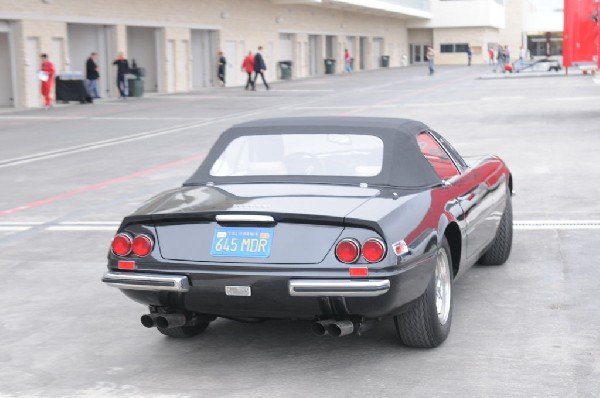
[102,117,513,348]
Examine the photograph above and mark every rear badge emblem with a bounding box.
[225,286,252,296]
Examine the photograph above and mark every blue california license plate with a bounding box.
[210,227,273,258]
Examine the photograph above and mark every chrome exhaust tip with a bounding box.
[140,314,158,328]
[155,313,187,329]
[311,320,335,336]
[327,320,356,337]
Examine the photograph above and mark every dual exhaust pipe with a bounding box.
[141,313,187,329]
[312,319,375,337]
[142,313,372,336]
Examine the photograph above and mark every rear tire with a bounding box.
[479,193,513,265]
[157,322,210,338]
[394,238,453,348]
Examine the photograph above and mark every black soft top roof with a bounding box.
[235,116,429,132]
[185,117,442,188]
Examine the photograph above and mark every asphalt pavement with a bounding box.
[0,64,599,397]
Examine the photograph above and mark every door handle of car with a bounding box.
[458,193,475,201]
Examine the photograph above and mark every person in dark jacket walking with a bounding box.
[252,46,269,90]
[466,45,472,66]
[493,46,505,73]
[113,52,129,98]
[86,52,100,98]
[217,51,226,86]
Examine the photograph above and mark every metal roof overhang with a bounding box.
[271,0,431,20]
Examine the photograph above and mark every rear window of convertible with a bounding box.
[209,134,384,177]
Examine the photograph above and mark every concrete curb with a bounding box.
[478,72,572,80]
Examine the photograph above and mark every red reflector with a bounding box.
[118,260,135,270]
[393,240,408,256]
[111,233,132,256]
[349,267,368,277]
[335,239,360,263]
[362,238,386,263]
[132,234,153,257]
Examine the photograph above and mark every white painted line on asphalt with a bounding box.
[0,220,120,231]
[0,116,213,121]
[270,89,335,92]
[0,116,87,120]
[0,92,342,169]
[0,221,45,225]
[481,96,525,101]
[0,102,284,169]
[58,221,120,225]
[90,117,213,121]
[402,100,476,107]
[547,96,600,101]
[514,225,600,230]
[290,101,476,111]
[46,226,118,231]
[0,226,31,231]
[0,120,204,168]
[284,106,358,110]
[514,220,600,225]
[159,95,221,99]
[514,220,600,230]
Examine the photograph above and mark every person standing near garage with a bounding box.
[217,51,227,86]
[493,45,505,73]
[113,52,129,99]
[40,53,55,108]
[466,45,472,66]
[252,46,269,90]
[425,46,435,76]
[86,52,100,98]
[344,48,353,73]
[241,51,255,90]
[488,47,495,65]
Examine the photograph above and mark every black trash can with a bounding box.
[128,76,144,97]
[380,55,390,68]
[278,61,293,80]
[324,59,336,74]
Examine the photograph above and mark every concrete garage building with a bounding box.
[0,0,512,108]
[407,0,506,65]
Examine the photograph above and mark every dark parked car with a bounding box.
[102,117,513,348]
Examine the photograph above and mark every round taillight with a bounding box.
[335,239,360,263]
[132,234,153,257]
[362,238,386,263]
[111,233,132,256]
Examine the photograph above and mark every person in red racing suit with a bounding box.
[40,53,56,107]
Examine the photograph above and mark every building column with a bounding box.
[296,33,308,79]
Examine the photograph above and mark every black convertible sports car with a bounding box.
[103,117,513,348]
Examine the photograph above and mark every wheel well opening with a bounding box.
[444,223,461,277]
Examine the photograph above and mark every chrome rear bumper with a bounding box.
[102,271,190,292]
[288,279,390,297]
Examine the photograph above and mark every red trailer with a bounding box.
[564,0,600,71]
